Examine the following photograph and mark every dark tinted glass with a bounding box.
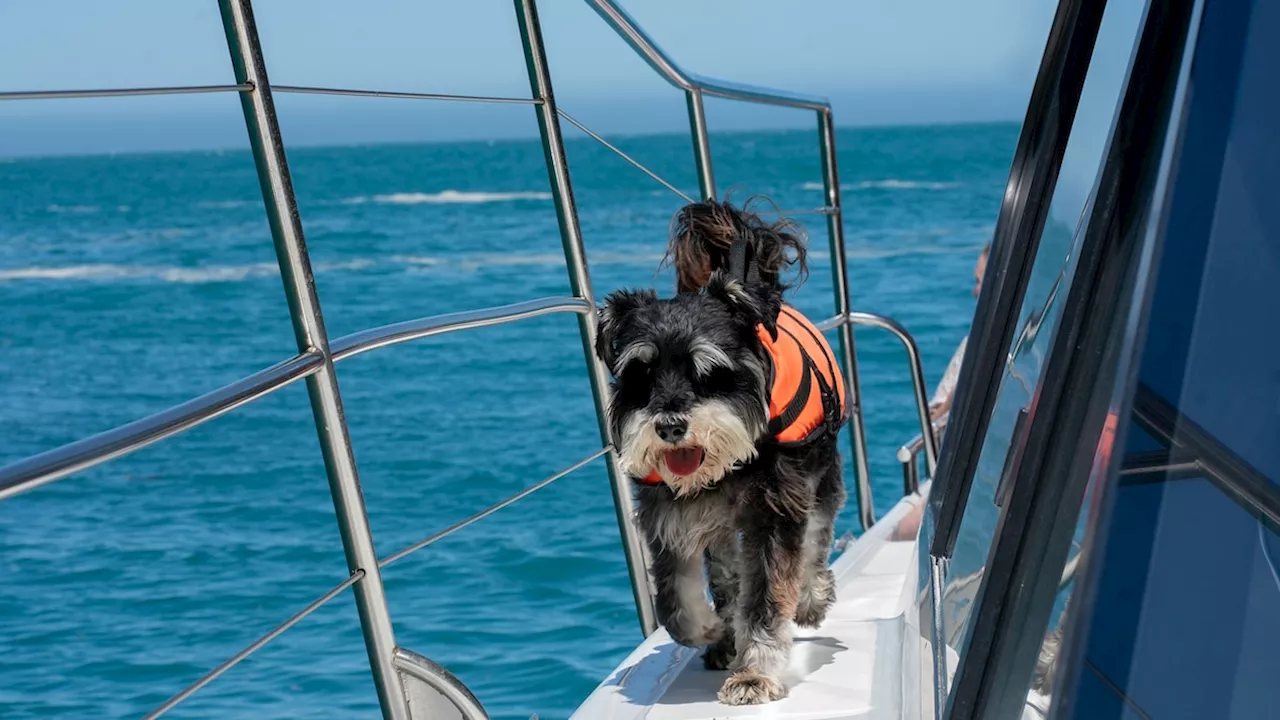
[1064,0,1280,717]
[938,0,1149,670]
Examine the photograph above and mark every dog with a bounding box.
[594,200,847,705]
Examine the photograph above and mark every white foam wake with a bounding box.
[195,200,257,210]
[0,260,371,284]
[343,190,552,205]
[0,263,274,283]
[0,242,988,285]
[44,204,136,214]
[800,180,960,191]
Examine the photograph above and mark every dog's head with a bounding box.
[595,273,780,496]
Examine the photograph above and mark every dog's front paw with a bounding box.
[795,568,836,628]
[666,605,724,647]
[718,671,787,705]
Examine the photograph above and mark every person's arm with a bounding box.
[930,336,967,420]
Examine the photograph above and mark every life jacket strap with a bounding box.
[767,339,815,438]
[781,306,846,423]
[728,238,761,286]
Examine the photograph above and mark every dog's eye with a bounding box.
[619,357,655,379]
[615,342,658,377]
[689,341,734,378]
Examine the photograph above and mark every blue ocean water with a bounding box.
[0,123,1014,719]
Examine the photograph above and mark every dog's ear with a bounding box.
[596,288,656,371]
[704,270,782,338]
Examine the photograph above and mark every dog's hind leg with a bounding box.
[795,460,844,628]
[702,534,739,670]
[718,492,807,705]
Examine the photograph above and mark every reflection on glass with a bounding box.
[1057,0,1280,714]
[938,0,1149,674]
[1026,408,1117,711]
[1073,474,1280,720]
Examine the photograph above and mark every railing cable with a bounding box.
[272,85,539,106]
[556,109,694,203]
[379,447,610,569]
[144,570,365,720]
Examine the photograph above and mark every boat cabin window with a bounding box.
[938,0,1149,673]
[1059,0,1280,716]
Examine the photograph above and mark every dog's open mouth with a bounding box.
[663,447,705,476]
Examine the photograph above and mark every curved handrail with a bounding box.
[898,414,949,496]
[0,351,325,502]
[848,312,938,476]
[0,297,593,504]
[580,0,874,535]
[331,296,590,363]
[897,414,949,465]
[584,0,830,111]
[395,648,490,719]
[817,311,939,514]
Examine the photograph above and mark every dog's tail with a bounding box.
[665,196,809,293]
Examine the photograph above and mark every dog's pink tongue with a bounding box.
[663,448,705,476]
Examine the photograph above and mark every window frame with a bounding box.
[940,0,1204,717]
[929,0,1110,560]
[1054,0,1280,708]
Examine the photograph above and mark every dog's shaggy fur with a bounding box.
[595,200,846,705]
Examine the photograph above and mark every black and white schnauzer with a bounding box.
[594,199,847,705]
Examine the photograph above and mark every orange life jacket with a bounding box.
[639,304,846,485]
[762,305,848,442]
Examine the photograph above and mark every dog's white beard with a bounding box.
[617,399,760,497]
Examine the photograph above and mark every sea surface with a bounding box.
[0,123,1015,719]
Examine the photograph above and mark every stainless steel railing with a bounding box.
[141,448,611,720]
[581,0,874,534]
[0,0,938,717]
[584,0,832,112]
[0,298,591,501]
[0,351,325,501]
[514,0,660,641]
[221,1,409,711]
[816,311,939,525]
[0,84,253,100]
[332,297,591,362]
[899,414,950,496]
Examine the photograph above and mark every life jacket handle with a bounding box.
[728,238,761,286]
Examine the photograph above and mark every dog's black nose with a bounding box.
[655,419,688,444]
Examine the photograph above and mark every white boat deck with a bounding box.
[573,495,927,720]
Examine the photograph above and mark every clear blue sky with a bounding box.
[0,0,1056,156]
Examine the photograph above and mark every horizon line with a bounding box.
[0,118,1020,163]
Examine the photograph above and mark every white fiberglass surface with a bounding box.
[572,495,924,720]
